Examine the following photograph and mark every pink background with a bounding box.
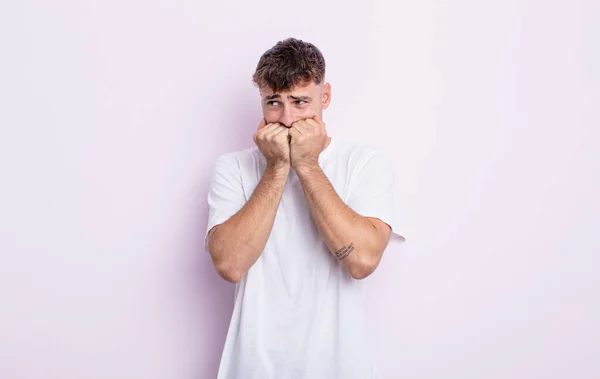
[1,0,598,378]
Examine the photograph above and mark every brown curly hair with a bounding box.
[252,38,326,93]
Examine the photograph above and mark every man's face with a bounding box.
[259,81,331,127]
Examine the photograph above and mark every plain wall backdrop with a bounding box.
[1,0,598,378]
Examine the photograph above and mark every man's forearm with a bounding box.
[295,164,381,279]
[208,164,289,282]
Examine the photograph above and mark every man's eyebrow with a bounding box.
[263,94,312,101]
[289,95,311,101]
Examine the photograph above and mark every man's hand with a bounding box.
[253,118,291,170]
[289,116,329,171]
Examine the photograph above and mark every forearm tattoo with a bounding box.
[335,243,354,261]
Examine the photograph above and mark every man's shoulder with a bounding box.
[214,146,256,159]
[333,138,392,165]
[212,145,262,172]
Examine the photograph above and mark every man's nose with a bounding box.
[280,106,295,128]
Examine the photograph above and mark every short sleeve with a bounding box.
[346,149,406,242]
[204,153,247,252]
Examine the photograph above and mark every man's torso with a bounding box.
[216,138,380,379]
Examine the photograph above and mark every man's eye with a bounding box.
[295,100,306,105]
[267,101,280,106]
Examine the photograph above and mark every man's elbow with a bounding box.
[208,247,247,282]
[349,264,375,280]
[211,253,248,282]
[348,252,381,280]
[207,229,246,282]
[349,260,377,280]
[215,262,245,283]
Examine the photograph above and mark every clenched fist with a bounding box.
[289,116,329,171]
[253,118,291,170]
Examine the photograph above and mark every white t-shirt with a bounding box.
[205,137,405,379]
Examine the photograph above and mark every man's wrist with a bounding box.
[294,161,321,177]
[266,161,291,178]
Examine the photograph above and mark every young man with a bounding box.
[205,38,405,379]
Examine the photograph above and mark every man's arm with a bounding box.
[289,116,393,279]
[207,162,289,282]
[295,164,392,279]
[207,119,291,283]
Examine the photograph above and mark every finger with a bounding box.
[275,127,291,142]
[311,115,325,127]
[257,118,267,130]
[289,122,302,134]
[305,118,321,130]
[273,126,289,135]
[258,123,282,136]
[289,125,301,137]
[266,127,290,144]
[292,120,310,133]
[265,125,287,137]
[299,120,317,134]
[254,124,279,143]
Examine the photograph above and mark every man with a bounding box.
[205,37,405,379]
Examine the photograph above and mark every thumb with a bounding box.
[257,118,267,130]
[312,114,325,127]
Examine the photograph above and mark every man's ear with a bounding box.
[322,82,331,109]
